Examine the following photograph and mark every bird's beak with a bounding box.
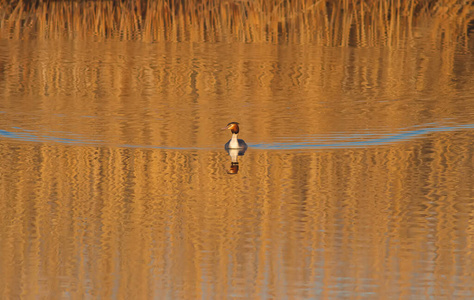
[221,125,230,130]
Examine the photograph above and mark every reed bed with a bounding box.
[1,0,472,45]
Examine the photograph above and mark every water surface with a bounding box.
[1,12,474,299]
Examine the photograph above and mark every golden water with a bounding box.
[1,5,474,299]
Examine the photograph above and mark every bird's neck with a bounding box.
[229,133,239,148]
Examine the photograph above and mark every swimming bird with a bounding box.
[222,122,248,150]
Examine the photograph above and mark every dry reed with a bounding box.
[0,0,472,45]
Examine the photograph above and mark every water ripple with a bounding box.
[0,122,473,150]
[252,123,474,150]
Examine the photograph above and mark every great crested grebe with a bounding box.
[222,122,248,150]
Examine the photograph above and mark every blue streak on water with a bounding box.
[251,124,474,150]
[0,129,21,138]
[0,123,473,150]
[0,129,42,142]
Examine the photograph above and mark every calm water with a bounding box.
[1,23,474,299]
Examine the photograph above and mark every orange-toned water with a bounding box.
[1,15,474,299]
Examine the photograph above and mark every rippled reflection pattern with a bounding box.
[1,133,473,298]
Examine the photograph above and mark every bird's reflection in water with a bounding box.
[226,148,246,174]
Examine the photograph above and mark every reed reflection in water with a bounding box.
[1,39,473,150]
[0,134,473,298]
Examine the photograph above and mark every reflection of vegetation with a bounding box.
[1,0,472,45]
[2,133,474,298]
